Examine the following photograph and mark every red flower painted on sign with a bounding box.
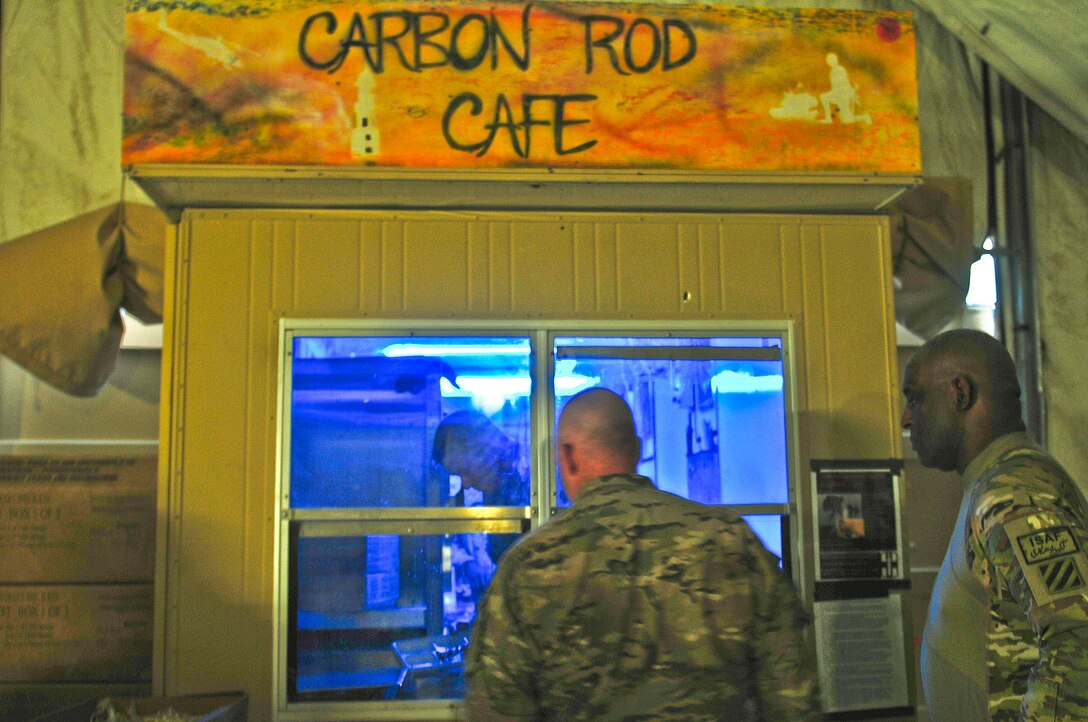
[876,16,902,42]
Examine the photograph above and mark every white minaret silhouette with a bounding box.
[351,69,381,157]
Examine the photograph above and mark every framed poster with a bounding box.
[811,460,903,583]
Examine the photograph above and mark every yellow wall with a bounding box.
[160,208,902,720]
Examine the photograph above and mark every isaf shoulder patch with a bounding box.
[1007,518,1088,606]
[1017,526,1080,564]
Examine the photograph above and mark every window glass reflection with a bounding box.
[292,531,520,702]
[433,411,530,508]
[284,330,796,711]
[289,336,532,509]
[554,336,789,508]
[743,514,784,560]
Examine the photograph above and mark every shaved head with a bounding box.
[556,388,641,499]
[909,329,1023,421]
[902,328,1025,473]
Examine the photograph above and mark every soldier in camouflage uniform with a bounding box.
[902,329,1088,720]
[465,387,819,721]
[433,410,529,595]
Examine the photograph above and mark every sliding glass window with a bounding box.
[277,323,796,720]
[281,333,533,711]
[552,334,790,557]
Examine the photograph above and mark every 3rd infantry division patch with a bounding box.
[1039,557,1085,595]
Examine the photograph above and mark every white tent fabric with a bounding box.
[912,0,1088,148]
[1,1,130,243]
[1029,108,1088,483]
[888,177,976,339]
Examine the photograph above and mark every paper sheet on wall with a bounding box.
[813,595,910,713]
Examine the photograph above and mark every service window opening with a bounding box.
[552,335,789,559]
[285,335,533,704]
[278,325,796,717]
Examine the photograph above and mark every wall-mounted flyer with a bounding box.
[811,460,904,583]
[814,596,911,714]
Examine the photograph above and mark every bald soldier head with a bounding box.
[901,328,1026,474]
[556,387,642,500]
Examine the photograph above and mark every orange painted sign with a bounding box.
[123,2,920,172]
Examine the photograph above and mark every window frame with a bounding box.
[273,318,803,721]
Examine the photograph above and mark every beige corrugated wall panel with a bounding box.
[798,222,831,458]
[614,221,682,315]
[402,219,471,314]
[468,221,500,312]
[164,209,899,721]
[290,219,362,313]
[248,217,279,677]
[167,215,272,700]
[510,219,576,314]
[719,222,789,315]
[798,219,901,459]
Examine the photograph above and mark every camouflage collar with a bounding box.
[577,472,655,499]
[960,431,1036,493]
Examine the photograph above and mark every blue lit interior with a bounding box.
[287,333,792,702]
[743,515,784,560]
[294,531,520,701]
[554,336,789,507]
[289,336,533,509]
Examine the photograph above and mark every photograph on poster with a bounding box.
[818,491,865,539]
[812,464,902,582]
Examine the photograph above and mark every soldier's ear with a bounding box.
[558,442,577,477]
[952,375,978,411]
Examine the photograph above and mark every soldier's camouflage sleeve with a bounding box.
[973,455,1088,721]
[464,556,539,721]
[744,524,821,720]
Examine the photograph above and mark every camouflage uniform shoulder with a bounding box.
[972,440,1087,534]
[976,440,1076,495]
[499,474,771,595]
[540,473,752,537]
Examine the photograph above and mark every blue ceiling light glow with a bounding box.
[710,369,783,394]
[966,238,997,309]
[554,359,600,396]
[438,371,601,399]
[378,342,530,357]
[440,376,530,397]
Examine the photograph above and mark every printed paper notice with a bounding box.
[814,596,909,713]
